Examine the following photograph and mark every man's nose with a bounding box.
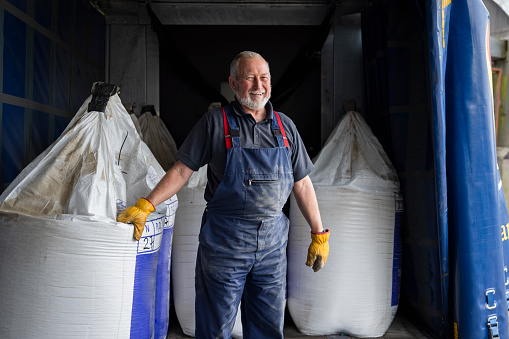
[253,77,262,89]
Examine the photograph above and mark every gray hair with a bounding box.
[230,51,270,79]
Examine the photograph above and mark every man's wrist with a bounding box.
[311,228,329,234]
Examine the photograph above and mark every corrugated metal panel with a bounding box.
[485,0,509,37]
[108,24,148,110]
[102,1,368,25]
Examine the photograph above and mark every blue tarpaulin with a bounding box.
[0,0,105,189]
[364,0,509,337]
[440,0,509,337]
[363,1,447,336]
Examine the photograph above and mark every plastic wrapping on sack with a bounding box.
[287,111,402,337]
[0,83,178,339]
[172,166,243,338]
[138,111,178,171]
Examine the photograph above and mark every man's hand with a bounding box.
[117,198,155,241]
[306,229,330,272]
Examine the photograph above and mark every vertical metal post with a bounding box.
[146,25,159,113]
[105,25,110,83]
[321,24,335,147]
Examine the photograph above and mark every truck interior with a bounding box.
[3,0,509,338]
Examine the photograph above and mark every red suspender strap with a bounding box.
[223,108,233,150]
[224,108,287,149]
[274,111,289,148]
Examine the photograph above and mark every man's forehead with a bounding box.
[243,70,270,75]
[239,64,270,76]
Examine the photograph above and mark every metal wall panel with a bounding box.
[333,14,364,125]
[146,27,159,113]
[320,26,334,147]
[487,0,509,37]
[104,1,368,26]
[109,24,147,111]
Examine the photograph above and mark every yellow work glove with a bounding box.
[306,229,330,272]
[117,198,155,241]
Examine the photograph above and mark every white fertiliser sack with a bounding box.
[130,112,144,139]
[138,111,178,171]
[172,165,243,338]
[0,84,177,339]
[287,111,402,337]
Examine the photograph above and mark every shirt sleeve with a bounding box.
[175,112,212,171]
[278,112,315,182]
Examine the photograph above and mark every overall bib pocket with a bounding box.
[244,173,281,215]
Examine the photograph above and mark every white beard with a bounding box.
[236,91,270,111]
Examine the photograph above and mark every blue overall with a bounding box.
[195,105,294,338]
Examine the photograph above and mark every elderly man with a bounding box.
[118,51,330,338]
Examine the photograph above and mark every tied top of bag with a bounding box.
[311,111,399,193]
[88,82,119,113]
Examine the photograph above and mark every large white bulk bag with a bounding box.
[172,166,243,338]
[287,111,402,337]
[0,82,177,339]
[130,112,144,139]
[0,211,165,338]
[138,106,178,171]
[154,198,178,339]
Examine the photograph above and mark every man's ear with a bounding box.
[228,76,236,92]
